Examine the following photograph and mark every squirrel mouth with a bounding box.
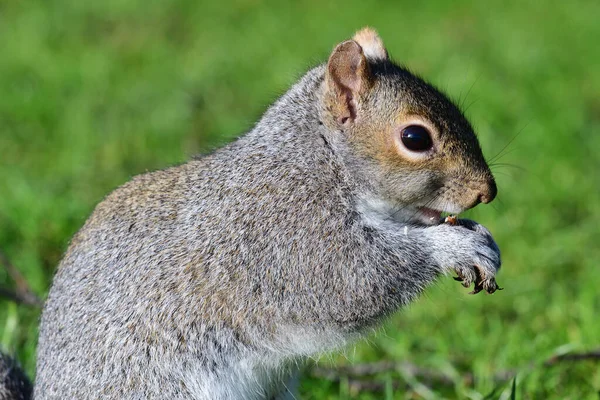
[416,207,443,225]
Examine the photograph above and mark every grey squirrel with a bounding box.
[3,27,501,399]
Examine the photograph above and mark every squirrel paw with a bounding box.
[427,218,502,295]
[453,265,503,294]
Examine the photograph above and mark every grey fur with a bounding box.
[13,36,500,399]
[0,352,32,400]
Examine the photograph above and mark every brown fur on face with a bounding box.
[322,28,496,212]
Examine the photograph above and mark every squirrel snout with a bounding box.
[476,178,497,205]
[462,178,497,209]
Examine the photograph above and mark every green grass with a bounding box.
[1,0,599,398]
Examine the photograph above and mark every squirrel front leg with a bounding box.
[365,215,501,296]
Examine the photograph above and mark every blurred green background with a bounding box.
[1,0,599,398]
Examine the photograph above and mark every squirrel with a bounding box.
[4,27,502,399]
[0,353,32,400]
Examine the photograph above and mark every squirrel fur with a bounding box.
[0,352,32,400]
[8,27,501,399]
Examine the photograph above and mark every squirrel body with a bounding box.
[20,28,500,399]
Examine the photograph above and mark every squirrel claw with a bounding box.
[476,277,502,294]
[469,286,483,295]
[453,271,472,288]
[458,265,502,295]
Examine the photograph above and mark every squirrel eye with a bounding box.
[400,125,433,152]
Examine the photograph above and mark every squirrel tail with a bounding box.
[0,351,32,400]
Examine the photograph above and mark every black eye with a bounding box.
[400,125,433,152]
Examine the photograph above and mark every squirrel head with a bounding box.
[320,27,496,225]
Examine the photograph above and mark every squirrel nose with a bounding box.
[477,178,497,204]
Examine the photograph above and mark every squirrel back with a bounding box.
[30,28,501,399]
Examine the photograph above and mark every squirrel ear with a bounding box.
[352,27,388,61]
[325,40,372,126]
